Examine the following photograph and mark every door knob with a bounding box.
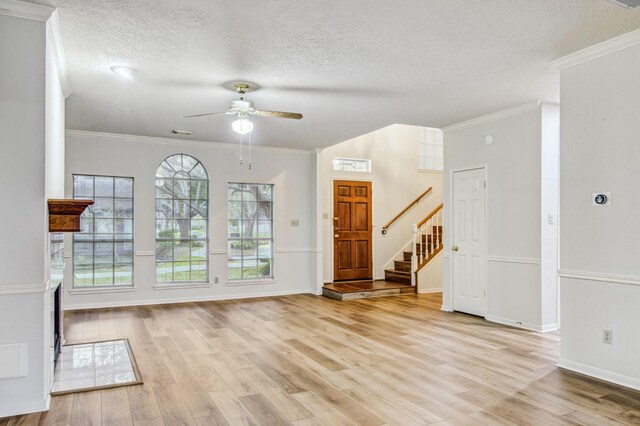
[335,234,339,238]
[451,245,459,252]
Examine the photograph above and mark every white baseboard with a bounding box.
[558,358,640,391]
[418,288,442,294]
[63,289,311,310]
[485,315,558,333]
[0,394,50,418]
[441,305,453,312]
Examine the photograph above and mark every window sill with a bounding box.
[68,286,136,295]
[153,282,212,290]
[226,279,277,286]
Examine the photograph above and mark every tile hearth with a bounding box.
[52,339,142,395]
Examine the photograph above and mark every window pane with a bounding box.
[115,264,133,285]
[95,219,114,234]
[115,178,133,198]
[191,241,206,261]
[115,219,133,236]
[115,242,133,264]
[191,181,208,200]
[258,259,271,278]
[228,183,243,201]
[115,199,133,218]
[257,185,272,201]
[191,199,207,218]
[258,202,271,220]
[94,198,114,218]
[242,184,257,201]
[156,241,173,261]
[156,179,172,198]
[258,241,272,259]
[174,200,190,218]
[228,220,241,238]
[95,177,114,197]
[74,176,94,198]
[241,220,257,239]
[156,262,172,282]
[228,202,242,219]
[94,265,114,286]
[94,242,114,265]
[258,221,272,238]
[191,219,206,239]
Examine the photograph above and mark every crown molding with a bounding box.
[46,10,72,98]
[0,0,54,21]
[65,129,312,156]
[442,101,541,134]
[551,28,640,71]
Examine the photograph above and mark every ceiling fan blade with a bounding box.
[181,111,232,118]
[255,110,303,120]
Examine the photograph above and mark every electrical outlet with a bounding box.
[547,213,554,225]
[291,219,300,226]
[322,213,329,219]
[603,329,613,344]
[214,276,219,284]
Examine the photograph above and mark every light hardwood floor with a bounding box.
[3,293,640,425]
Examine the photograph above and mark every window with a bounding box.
[332,157,371,172]
[73,175,134,287]
[155,154,209,283]
[418,128,444,171]
[228,183,273,280]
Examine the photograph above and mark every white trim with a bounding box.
[0,394,50,418]
[440,305,453,312]
[210,249,227,255]
[275,248,312,253]
[442,101,541,133]
[153,283,211,290]
[68,286,136,295]
[418,288,442,294]
[0,283,44,295]
[488,256,541,265]
[46,10,71,98]
[0,0,54,21]
[135,251,155,257]
[63,289,309,310]
[442,252,451,258]
[558,270,640,287]
[66,129,312,156]
[551,28,640,71]
[485,314,558,333]
[226,279,276,286]
[558,358,640,391]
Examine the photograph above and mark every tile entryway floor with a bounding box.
[52,339,142,395]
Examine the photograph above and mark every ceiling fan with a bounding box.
[181,83,303,133]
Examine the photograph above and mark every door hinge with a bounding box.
[484,180,486,188]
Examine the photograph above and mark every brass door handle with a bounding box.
[335,234,339,238]
[452,245,459,252]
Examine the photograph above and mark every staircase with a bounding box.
[384,205,444,286]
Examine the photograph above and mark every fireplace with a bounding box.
[50,232,64,364]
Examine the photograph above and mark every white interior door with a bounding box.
[452,167,487,317]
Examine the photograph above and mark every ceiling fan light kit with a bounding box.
[182,83,303,168]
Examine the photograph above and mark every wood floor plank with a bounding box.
[101,388,133,425]
[71,390,101,425]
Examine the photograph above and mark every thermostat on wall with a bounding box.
[593,192,611,206]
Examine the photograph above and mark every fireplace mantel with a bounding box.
[47,199,94,232]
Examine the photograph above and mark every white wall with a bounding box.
[417,251,443,293]
[320,124,443,287]
[63,131,313,309]
[0,10,56,417]
[558,41,640,390]
[442,102,559,331]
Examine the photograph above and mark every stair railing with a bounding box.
[381,187,432,234]
[411,204,443,285]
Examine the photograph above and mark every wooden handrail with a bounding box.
[416,203,443,229]
[382,187,432,233]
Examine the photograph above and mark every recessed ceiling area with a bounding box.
[27,0,640,149]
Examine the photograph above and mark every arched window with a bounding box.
[155,154,209,283]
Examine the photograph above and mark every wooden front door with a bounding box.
[333,180,372,281]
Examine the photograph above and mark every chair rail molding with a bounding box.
[558,269,640,286]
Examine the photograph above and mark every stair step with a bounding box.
[394,260,412,272]
[384,269,412,285]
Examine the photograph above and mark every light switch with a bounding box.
[291,219,300,227]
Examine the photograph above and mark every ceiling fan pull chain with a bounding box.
[239,132,244,165]
[248,131,252,170]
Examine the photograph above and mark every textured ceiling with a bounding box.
[28,0,640,149]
